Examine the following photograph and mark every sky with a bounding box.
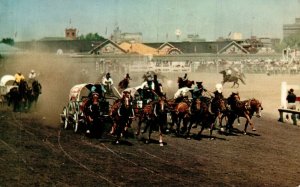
[1,0,300,42]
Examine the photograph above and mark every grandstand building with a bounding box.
[283,18,300,38]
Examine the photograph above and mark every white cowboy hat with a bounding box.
[216,83,223,93]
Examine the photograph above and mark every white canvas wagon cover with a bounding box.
[0,75,15,86]
[68,83,104,101]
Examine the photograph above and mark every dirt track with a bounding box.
[1,54,300,186]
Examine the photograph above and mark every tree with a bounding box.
[1,38,14,46]
[77,33,105,41]
[282,32,300,49]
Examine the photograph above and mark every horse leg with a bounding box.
[197,125,205,139]
[243,120,249,135]
[135,116,142,135]
[244,115,255,134]
[146,120,152,144]
[237,117,241,125]
[170,112,178,133]
[209,122,215,140]
[110,122,116,135]
[159,124,163,146]
[219,114,226,130]
[226,113,236,134]
[181,115,189,135]
[114,123,121,144]
[143,117,151,134]
[219,113,228,131]
[186,117,194,139]
[176,116,182,135]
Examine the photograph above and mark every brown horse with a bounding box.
[172,101,190,136]
[177,77,195,89]
[118,77,130,91]
[109,93,134,144]
[226,92,263,134]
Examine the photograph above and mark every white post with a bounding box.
[281,81,287,109]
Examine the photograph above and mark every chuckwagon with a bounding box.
[60,83,110,136]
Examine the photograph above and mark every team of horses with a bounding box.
[6,79,42,112]
[104,74,263,146]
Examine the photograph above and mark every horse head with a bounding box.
[212,98,227,113]
[91,93,100,105]
[250,99,263,118]
[185,80,194,88]
[177,77,183,84]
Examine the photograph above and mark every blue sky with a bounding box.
[1,0,300,42]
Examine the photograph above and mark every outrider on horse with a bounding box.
[219,69,246,88]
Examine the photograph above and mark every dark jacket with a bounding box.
[286,92,296,103]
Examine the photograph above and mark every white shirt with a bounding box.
[174,87,193,99]
[226,69,232,75]
[141,81,155,90]
[29,72,36,79]
[102,77,113,85]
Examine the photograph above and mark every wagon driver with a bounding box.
[102,73,114,92]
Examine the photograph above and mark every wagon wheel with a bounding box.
[73,112,79,133]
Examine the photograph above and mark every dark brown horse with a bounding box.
[177,77,194,89]
[118,77,130,91]
[136,95,169,146]
[28,80,42,109]
[7,79,30,112]
[211,97,228,130]
[186,97,226,140]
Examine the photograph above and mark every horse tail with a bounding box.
[239,77,246,85]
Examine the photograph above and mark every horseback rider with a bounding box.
[141,80,156,104]
[213,83,224,100]
[145,71,153,81]
[125,73,131,80]
[182,73,188,81]
[192,82,207,100]
[102,73,114,92]
[153,74,163,96]
[28,70,36,80]
[225,68,232,79]
[14,71,25,85]
[28,69,37,87]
